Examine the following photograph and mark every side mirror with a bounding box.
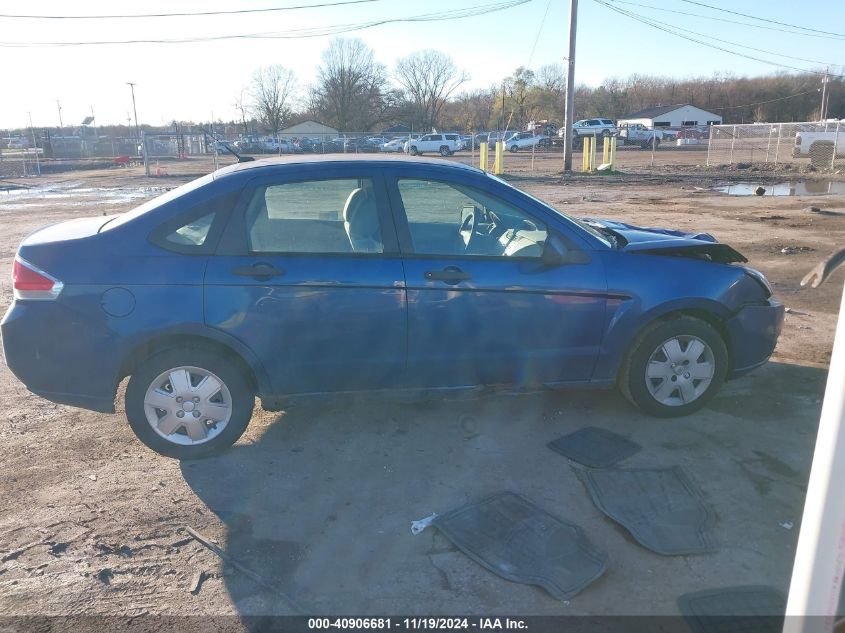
[542,236,567,266]
[542,235,591,266]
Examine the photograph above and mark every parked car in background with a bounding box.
[617,123,663,149]
[559,119,617,140]
[505,132,549,152]
[793,129,845,166]
[487,130,519,147]
[380,138,408,153]
[405,133,462,156]
[5,137,29,149]
[1,155,783,458]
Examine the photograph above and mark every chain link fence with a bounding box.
[706,121,845,170]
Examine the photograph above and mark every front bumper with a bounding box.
[725,298,785,378]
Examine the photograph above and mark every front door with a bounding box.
[204,167,407,395]
[386,173,607,388]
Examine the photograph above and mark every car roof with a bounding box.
[213,154,485,178]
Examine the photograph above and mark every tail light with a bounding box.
[12,256,64,301]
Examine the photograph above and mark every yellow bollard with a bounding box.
[603,136,610,165]
[610,136,617,170]
[590,135,597,173]
[582,137,590,172]
[479,142,488,170]
[494,141,504,175]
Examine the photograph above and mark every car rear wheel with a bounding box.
[510,145,519,152]
[410,146,419,156]
[619,316,727,418]
[126,348,254,459]
[439,145,451,157]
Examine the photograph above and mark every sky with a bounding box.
[0,0,842,130]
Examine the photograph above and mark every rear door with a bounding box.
[204,165,407,395]
[385,167,608,388]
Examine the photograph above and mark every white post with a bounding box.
[775,123,783,165]
[784,277,845,633]
[729,124,736,165]
[706,124,714,166]
[832,122,840,170]
[531,141,536,171]
[766,124,773,163]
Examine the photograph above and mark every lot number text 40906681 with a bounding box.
[307,618,528,630]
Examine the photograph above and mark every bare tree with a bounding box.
[250,65,297,136]
[394,50,468,131]
[233,88,251,135]
[311,38,392,132]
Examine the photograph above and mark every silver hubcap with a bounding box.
[645,336,715,407]
[143,366,232,446]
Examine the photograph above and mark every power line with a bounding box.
[593,0,845,79]
[606,0,845,41]
[677,0,845,39]
[717,89,819,110]
[0,0,383,20]
[0,0,531,47]
[526,0,552,68]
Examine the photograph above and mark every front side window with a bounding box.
[245,178,383,254]
[396,179,547,258]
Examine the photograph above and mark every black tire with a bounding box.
[601,130,611,138]
[618,316,728,418]
[409,146,419,156]
[126,348,255,459]
[439,145,450,157]
[510,144,519,153]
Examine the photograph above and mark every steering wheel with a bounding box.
[458,205,478,250]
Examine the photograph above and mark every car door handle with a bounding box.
[424,267,471,284]
[232,263,286,279]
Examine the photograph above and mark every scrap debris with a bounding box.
[183,526,304,613]
[410,513,438,535]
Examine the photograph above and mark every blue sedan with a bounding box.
[1,156,783,458]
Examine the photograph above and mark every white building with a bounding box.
[617,104,722,128]
[278,120,338,140]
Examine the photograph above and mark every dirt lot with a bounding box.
[0,154,843,620]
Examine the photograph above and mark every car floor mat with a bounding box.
[578,466,717,555]
[432,491,608,601]
[677,585,785,633]
[548,426,642,468]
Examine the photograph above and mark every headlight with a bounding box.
[743,266,773,297]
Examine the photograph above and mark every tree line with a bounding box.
[242,38,842,135]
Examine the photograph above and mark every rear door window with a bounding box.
[245,178,384,254]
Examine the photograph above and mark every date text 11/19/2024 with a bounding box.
[308,618,528,630]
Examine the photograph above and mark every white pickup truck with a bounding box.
[793,130,845,166]
[617,123,663,149]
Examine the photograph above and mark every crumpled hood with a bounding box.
[581,218,748,264]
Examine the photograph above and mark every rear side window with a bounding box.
[429,135,442,141]
[165,212,215,246]
[245,178,384,254]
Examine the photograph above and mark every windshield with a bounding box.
[485,172,612,247]
[100,173,215,231]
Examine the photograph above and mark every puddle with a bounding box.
[0,183,171,209]
[713,181,845,196]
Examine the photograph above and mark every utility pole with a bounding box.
[563,0,578,172]
[56,100,63,132]
[127,82,140,140]
[819,69,830,121]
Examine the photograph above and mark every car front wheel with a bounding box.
[126,348,254,459]
[510,145,519,152]
[619,316,728,418]
[439,145,451,157]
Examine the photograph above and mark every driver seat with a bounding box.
[343,185,382,253]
